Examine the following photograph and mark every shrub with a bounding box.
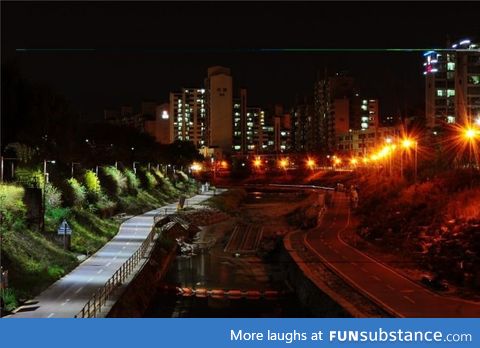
[45,183,62,209]
[14,168,44,188]
[177,170,189,182]
[0,288,18,312]
[99,166,127,197]
[61,178,86,207]
[124,169,139,194]
[144,171,158,190]
[47,265,65,279]
[0,184,25,213]
[84,170,101,195]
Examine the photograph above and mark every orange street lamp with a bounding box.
[253,157,262,169]
[464,127,478,141]
[306,158,316,170]
[190,162,202,172]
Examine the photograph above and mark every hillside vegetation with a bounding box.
[0,166,197,312]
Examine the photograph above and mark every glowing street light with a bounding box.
[279,158,288,169]
[190,162,202,172]
[400,137,418,182]
[306,158,316,170]
[253,157,262,169]
[401,138,413,149]
[464,127,478,141]
[350,158,358,166]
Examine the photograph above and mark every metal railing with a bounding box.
[75,214,159,318]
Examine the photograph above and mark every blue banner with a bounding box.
[1,318,478,348]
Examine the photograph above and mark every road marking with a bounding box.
[351,262,358,266]
[126,242,130,245]
[106,262,112,267]
[74,287,84,294]
[88,277,94,282]
[386,285,395,291]
[97,269,104,274]
[371,275,381,281]
[47,313,55,318]
[403,295,416,304]
[122,246,126,250]
[113,256,117,260]
[360,267,368,273]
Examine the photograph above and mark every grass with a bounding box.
[0,173,198,312]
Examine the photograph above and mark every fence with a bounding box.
[75,213,161,318]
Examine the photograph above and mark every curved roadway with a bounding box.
[304,192,480,317]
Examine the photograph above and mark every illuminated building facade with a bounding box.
[169,88,207,146]
[424,38,480,128]
[144,103,173,144]
[337,126,400,157]
[205,66,233,155]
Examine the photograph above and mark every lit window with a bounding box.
[468,76,480,85]
[447,89,455,97]
[447,62,455,71]
[447,116,455,123]
[437,89,445,97]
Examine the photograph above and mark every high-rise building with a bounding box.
[424,38,480,128]
[205,66,233,155]
[169,88,207,147]
[314,73,358,153]
[233,89,248,153]
[291,96,313,152]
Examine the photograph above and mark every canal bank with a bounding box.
[107,188,387,318]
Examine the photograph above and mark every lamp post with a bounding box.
[400,138,417,182]
[133,161,139,174]
[42,160,56,232]
[71,162,80,178]
[463,127,478,168]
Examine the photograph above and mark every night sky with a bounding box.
[2,1,479,119]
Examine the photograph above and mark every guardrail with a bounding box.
[75,213,162,318]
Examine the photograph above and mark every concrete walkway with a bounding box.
[9,190,221,318]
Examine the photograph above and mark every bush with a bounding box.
[47,265,65,279]
[0,288,18,312]
[144,172,158,190]
[99,166,127,197]
[61,178,86,207]
[84,170,101,195]
[0,184,25,213]
[45,183,62,209]
[14,168,44,188]
[124,169,139,194]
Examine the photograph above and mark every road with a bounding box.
[8,191,219,318]
[304,192,480,317]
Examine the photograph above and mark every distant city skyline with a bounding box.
[2,2,479,120]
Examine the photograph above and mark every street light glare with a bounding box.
[464,128,477,140]
[279,158,288,168]
[306,158,315,169]
[253,157,262,168]
[402,139,413,149]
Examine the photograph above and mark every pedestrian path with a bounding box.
[8,190,222,318]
